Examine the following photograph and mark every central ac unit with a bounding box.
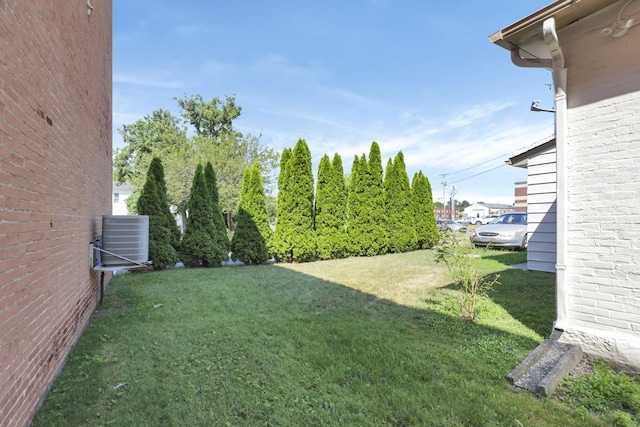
[100,215,149,266]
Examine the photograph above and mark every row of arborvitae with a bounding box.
[139,139,438,268]
[137,157,230,269]
[272,139,439,263]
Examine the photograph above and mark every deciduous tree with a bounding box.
[176,94,241,138]
[113,109,188,214]
[114,96,279,222]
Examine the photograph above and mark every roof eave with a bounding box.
[489,0,620,52]
[506,138,557,168]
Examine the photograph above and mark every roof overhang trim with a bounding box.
[489,0,620,55]
[505,138,557,168]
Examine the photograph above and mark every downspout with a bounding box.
[542,18,569,331]
[510,17,568,331]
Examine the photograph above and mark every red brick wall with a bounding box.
[514,183,527,212]
[0,1,112,426]
[433,206,459,219]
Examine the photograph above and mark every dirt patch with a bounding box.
[566,353,595,378]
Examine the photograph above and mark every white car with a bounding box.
[473,215,499,225]
[470,212,528,250]
[457,216,476,225]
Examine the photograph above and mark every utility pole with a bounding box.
[439,174,448,218]
[450,185,457,220]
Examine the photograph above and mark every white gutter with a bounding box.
[510,49,552,69]
[508,17,569,330]
[542,17,569,330]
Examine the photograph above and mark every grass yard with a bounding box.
[33,249,623,426]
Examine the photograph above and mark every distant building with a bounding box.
[114,182,187,233]
[463,203,514,218]
[113,182,134,215]
[506,139,557,273]
[514,180,527,212]
[434,205,459,219]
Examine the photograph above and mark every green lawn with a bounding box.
[33,249,623,426]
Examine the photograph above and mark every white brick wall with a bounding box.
[567,96,640,333]
[558,0,640,370]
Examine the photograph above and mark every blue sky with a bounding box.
[113,1,556,205]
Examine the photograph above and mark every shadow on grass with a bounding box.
[439,249,555,338]
[449,248,556,338]
[487,266,557,339]
[440,267,556,339]
[482,250,527,267]
[32,263,600,427]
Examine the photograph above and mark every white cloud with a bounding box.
[171,24,218,37]
[250,54,326,81]
[113,74,184,89]
[400,123,553,171]
[445,102,515,128]
[323,87,383,110]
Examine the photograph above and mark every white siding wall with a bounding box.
[559,0,640,369]
[527,147,556,273]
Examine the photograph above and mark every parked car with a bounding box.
[470,212,527,250]
[473,214,499,225]
[437,218,468,233]
[457,216,476,225]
